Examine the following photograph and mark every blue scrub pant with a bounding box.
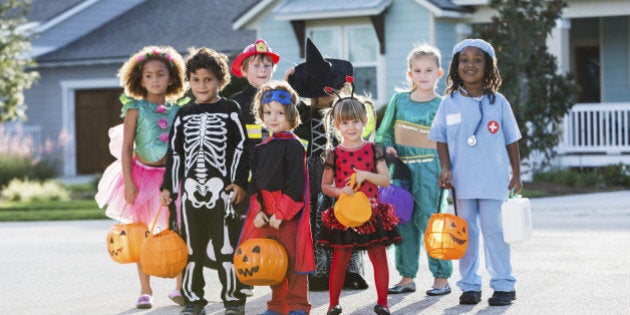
[455,199,516,292]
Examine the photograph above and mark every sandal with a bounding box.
[169,289,185,306]
[136,294,152,309]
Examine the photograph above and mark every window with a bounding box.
[308,25,379,100]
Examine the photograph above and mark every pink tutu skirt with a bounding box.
[95,158,175,233]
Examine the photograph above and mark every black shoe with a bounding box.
[181,303,206,315]
[309,274,329,291]
[459,291,482,305]
[388,281,416,294]
[373,304,390,315]
[225,305,245,315]
[488,291,516,306]
[327,305,342,315]
[343,272,368,290]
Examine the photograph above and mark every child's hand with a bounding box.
[351,168,369,187]
[226,184,245,204]
[254,211,269,228]
[386,146,398,157]
[339,185,355,197]
[124,182,138,205]
[509,175,523,194]
[161,190,172,206]
[283,67,295,81]
[269,214,282,229]
[438,169,452,188]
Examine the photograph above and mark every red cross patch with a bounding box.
[487,120,499,134]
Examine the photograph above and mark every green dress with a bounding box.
[375,92,452,279]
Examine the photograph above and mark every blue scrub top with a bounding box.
[429,91,521,200]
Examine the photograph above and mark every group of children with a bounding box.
[96,36,523,315]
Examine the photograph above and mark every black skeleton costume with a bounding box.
[161,98,248,308]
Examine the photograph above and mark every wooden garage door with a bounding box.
[75,88,124,174]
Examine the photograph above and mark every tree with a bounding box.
[0,0,39,122]
[474,0,579,170]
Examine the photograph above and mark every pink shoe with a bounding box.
[168,289,185,306]
[136,294,152,309]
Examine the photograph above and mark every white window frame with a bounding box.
[307,24,384,104]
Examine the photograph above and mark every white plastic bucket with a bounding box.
[501,196,532,243]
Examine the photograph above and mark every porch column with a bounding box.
[548,18,571,74]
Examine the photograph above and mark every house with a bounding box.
[20,0,630,177]
[22,0,258,176]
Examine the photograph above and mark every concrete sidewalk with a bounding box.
[1,190,629,314]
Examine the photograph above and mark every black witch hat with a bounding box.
[288,38,353,98]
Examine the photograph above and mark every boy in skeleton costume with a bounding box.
[161,47,248,315]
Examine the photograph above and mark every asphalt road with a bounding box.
[1,190,629,314]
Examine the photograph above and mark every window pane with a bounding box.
[353,66,377,99]
[308,29,340,58]
[348,27,377,62]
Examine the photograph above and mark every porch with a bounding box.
[557,102,630,167]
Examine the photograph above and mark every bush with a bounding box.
[0,124,64,187]
[0,178,70,202]
[533,164,630,188]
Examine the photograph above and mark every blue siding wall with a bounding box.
[434,20,458,95]
[602,17,630,102]
[259,12,303,83]
[384,0,432,104]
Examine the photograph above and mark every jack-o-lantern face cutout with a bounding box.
[234,238,288,286]
[106,222,148,264]
[424,213,468,260]
[448,221,467,245]
[236,245,261,277]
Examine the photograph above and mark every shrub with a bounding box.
[0,124,65,187]
[0,178,70,202]
[533,164,630,188]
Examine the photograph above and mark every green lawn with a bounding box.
[0,199,106,221]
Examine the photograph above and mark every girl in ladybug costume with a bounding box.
[318,78,401,315]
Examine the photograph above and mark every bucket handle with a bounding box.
[436,188,459,216]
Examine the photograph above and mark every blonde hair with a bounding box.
[324,94,376,146]
[253,80,301,130]
[117,45,186,100]
[397,43,442,92]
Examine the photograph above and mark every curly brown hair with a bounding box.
[117,45,186,100]
[185,47,231,90]
[445,49,502,104]
[253,80,301,130]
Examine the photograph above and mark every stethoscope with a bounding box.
[459,87,484,147]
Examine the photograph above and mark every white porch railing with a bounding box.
[558,103,630,167]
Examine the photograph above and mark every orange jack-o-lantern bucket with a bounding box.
[334,173,372,228]
[424,189,468,260]
[106,222,149,264]
[140,206,188,278]
[234,238,288,286]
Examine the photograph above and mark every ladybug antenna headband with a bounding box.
[262,89,292,106]
[324,75,355,101]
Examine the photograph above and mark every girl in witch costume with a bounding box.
[318,77,401,315]
[95,45,186,309]
[287,38,369,291]
[238,80,314,315]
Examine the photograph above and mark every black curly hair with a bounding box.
[444,49,502,104]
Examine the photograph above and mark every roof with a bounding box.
[234,0,470,29]
[26,0,84,22]
[273,0,392,20]
[35,0,258,66]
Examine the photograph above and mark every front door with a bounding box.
[75,88,124,174]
